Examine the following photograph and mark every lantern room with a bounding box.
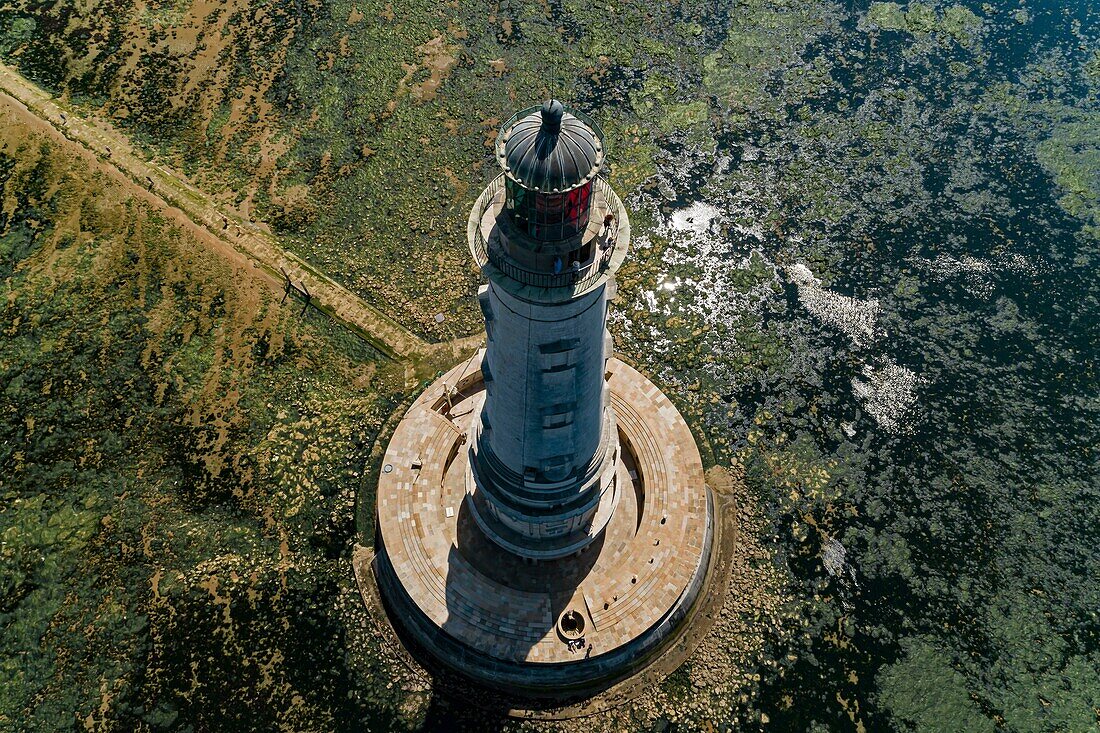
[496,100,605,244]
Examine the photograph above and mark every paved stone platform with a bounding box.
[374,352,712,680]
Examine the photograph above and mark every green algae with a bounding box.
[866,2,984,47]
[867,2,907,31]
[876,637,993,732]
[0,494,102,620]
[0,123,399,729]
[942,6,983,46]
[974,592,1100,732]
[702,0,836,118]
[1035,114,1100,239]
[904,3,937,34]
[0,16,34,55]
[629,74,709,136]
[1085,50,1100,88]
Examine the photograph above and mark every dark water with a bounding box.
[598,0,1099,728]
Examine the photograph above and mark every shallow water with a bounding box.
[598,0,1099,728]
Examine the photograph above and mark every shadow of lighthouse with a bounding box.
[413,501,607,726]
[425,493,605,720]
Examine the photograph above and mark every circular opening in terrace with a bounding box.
[557,609,586,639]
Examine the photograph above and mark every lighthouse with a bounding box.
[466,100,623,560]
[367,101,715,695]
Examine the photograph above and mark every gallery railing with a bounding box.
[468,174,621,292]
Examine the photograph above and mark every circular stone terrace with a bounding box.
[373,352,713,691]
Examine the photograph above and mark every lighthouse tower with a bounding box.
[467,100,622,560]
[367,100,716,697]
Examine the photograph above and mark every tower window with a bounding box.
[539,338,579,372]
[541,350,573,372]
[542,411,574,429]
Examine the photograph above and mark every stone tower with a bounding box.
[467,100,622,560]
[367,100,716,696]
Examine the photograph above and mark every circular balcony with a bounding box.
[467,173,630,299]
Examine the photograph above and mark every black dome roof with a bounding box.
[496,100,604,193]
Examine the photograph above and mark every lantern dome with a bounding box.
[497,100,604,193]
